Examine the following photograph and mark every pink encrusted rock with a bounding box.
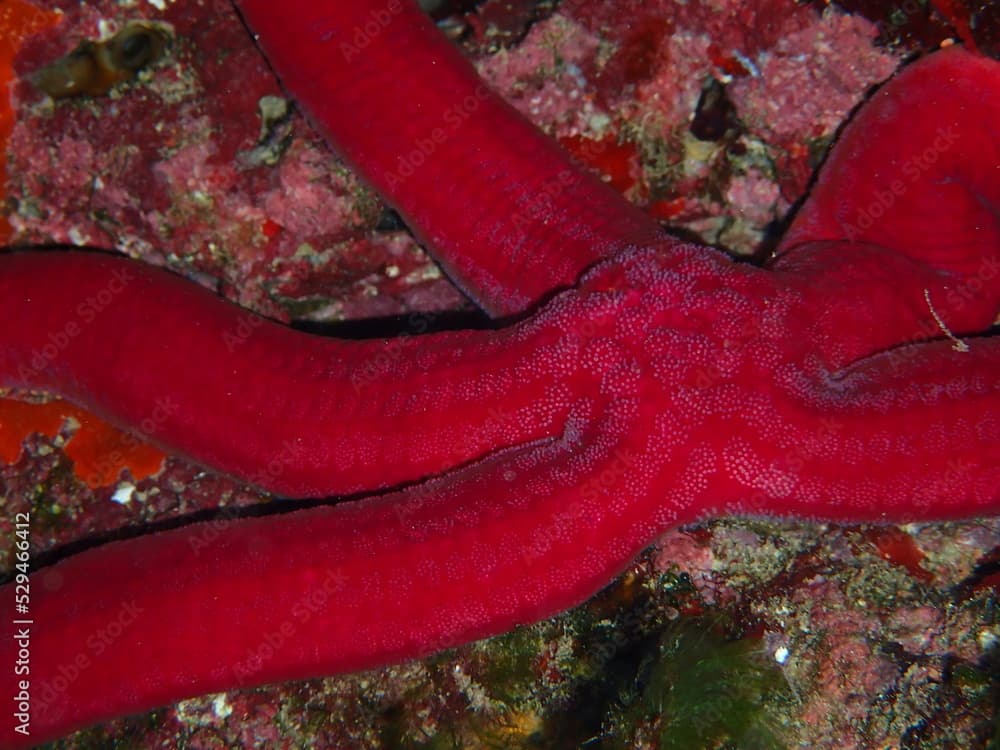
[631,32,715,127]
[653,527,719,598]
[259,141,367,241]
[728,9,900,143]
[7,0,460,324]
[725,167,786,227]
[789,578,901,746]
[476,0,901,255]
[476,14,609,137]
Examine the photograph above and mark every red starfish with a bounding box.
[1,0,999,745]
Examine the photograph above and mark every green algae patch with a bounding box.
[608,617,792,750]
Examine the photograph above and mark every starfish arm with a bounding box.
[774,242,999,370]
[231,0,670,317]
[0,250,584,497]
[778,46,1000,283]
[724,336,1000,522]
[772,47,1000,367]
[0,402,698,748]
[773,48,1000,334]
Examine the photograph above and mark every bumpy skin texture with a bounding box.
[1,0,999,746]
[231,0,671,317]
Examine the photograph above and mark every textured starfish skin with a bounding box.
[0,0,999,745]
[235,0,670,317]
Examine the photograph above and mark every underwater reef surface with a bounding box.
[2,0,1000,748]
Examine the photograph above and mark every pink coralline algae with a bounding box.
[728,11,900,143]
[477,0,901,252]
[476,14,606,137]
[7,0,462,322]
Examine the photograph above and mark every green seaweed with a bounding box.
[607,617,791,750]
[480,626,551,705]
